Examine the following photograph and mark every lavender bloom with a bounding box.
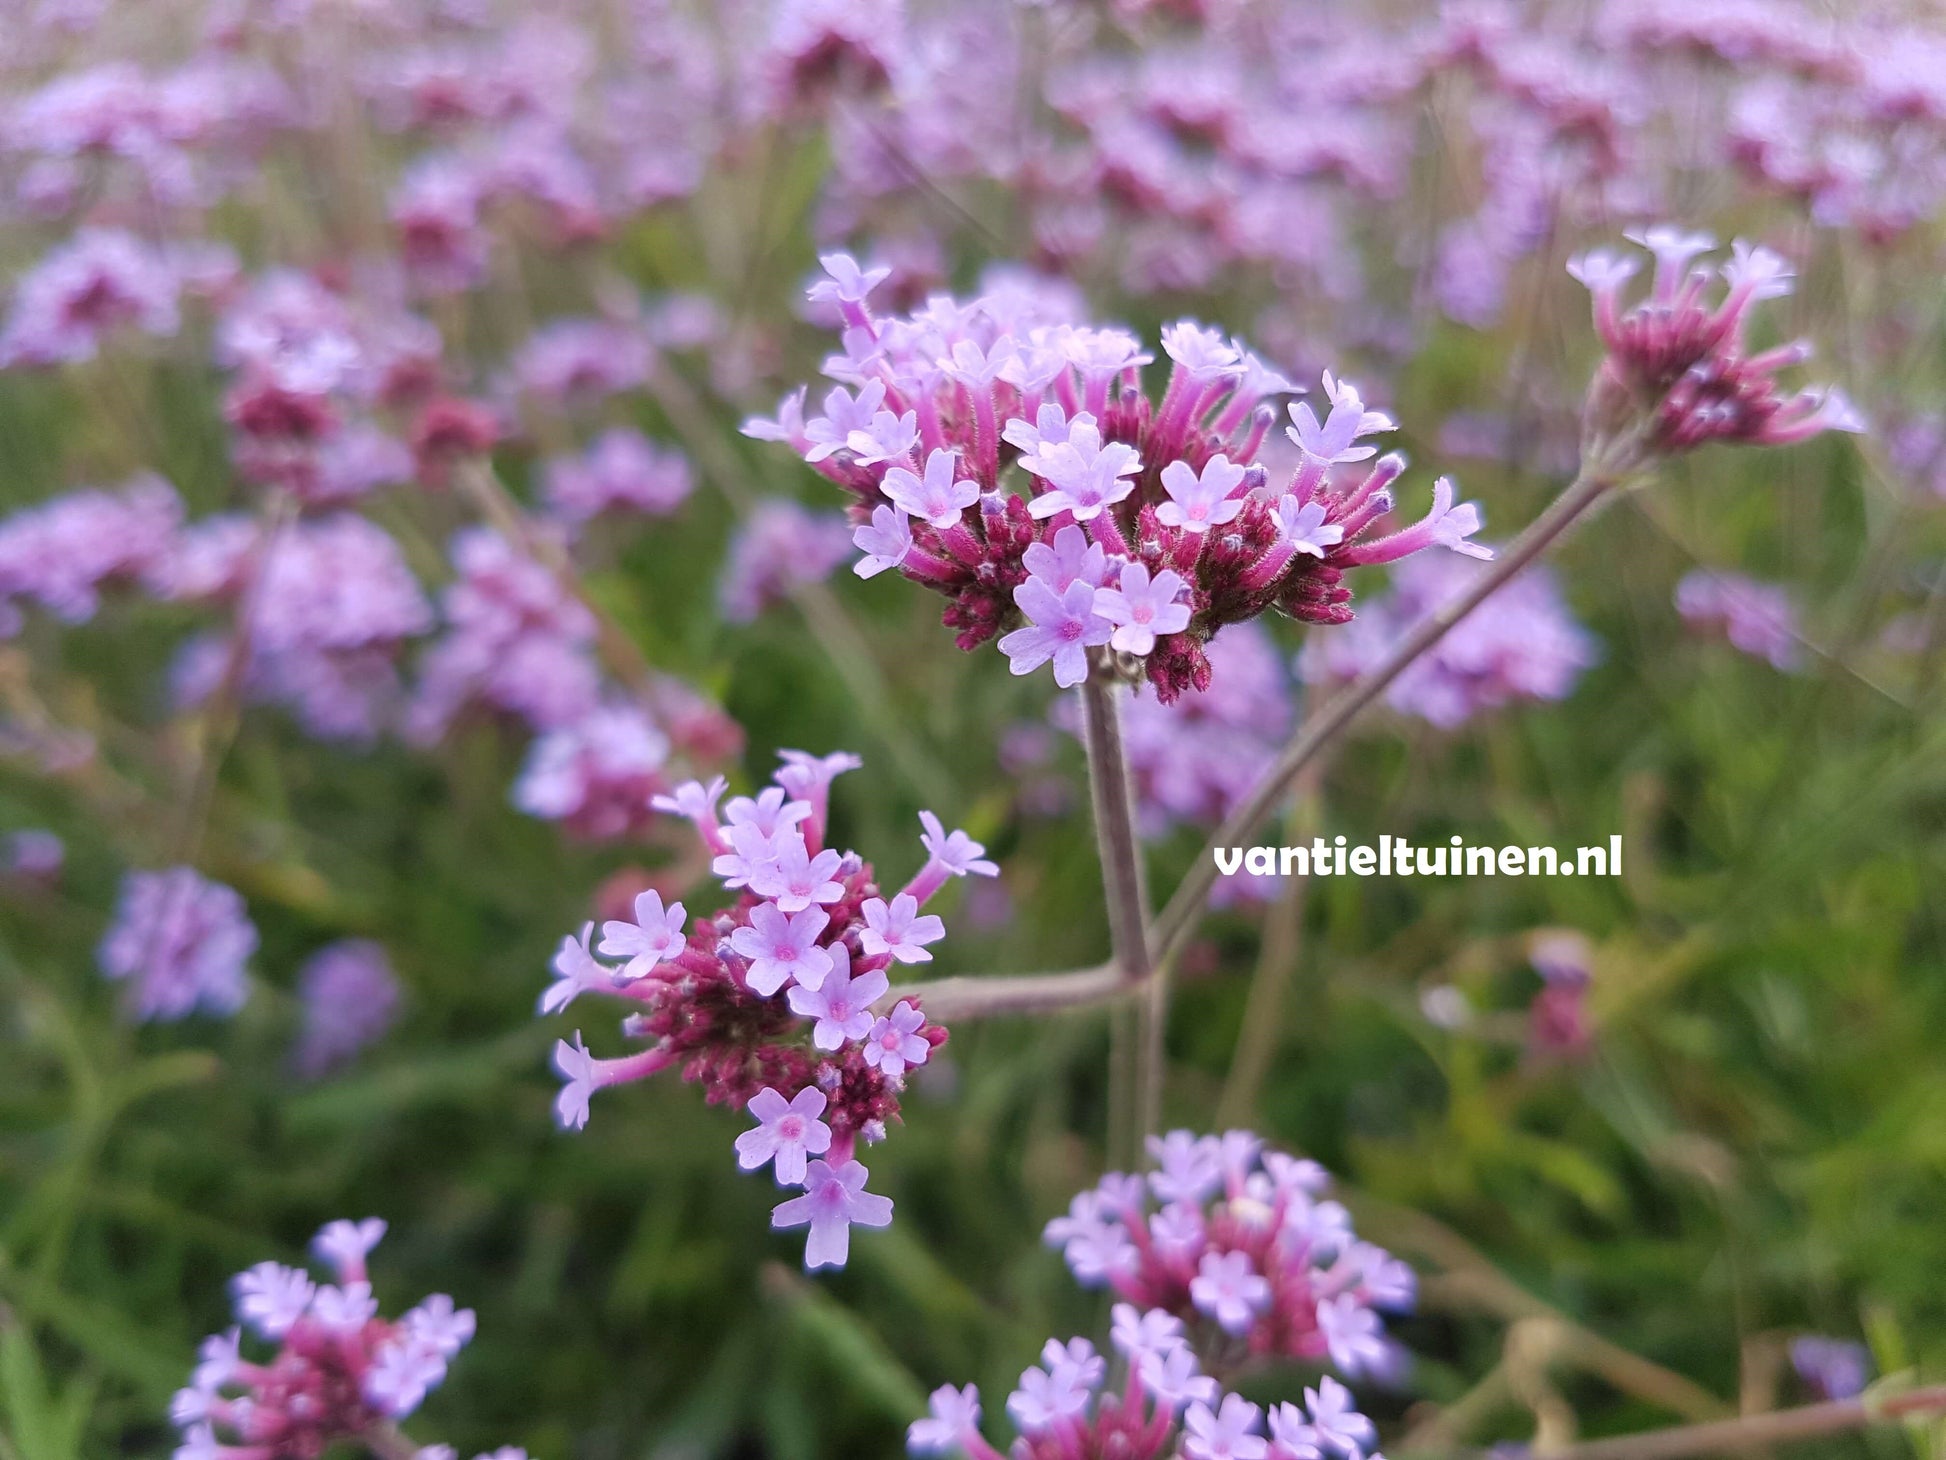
[1095,561,1193,657]
[788,943,889,1050]
[998,575,1115,688]
[863,999,932,1078]
[770,1158,895,1269]
[729,902,836,996]
[1182,1394,1268,1460]
[1674,569,1803,671]
[736,1086,834,1184]
[1190,1250,1273,1335]
[859,894,945,963]
[598,889,688,981]
[293,940,402,1078]
[512,702,672,840]
[98,867,256,1022]
[883,449,980,530]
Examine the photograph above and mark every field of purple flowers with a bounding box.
[2,2,1945,1458]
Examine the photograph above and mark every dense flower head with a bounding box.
[98,866,256,1023]
[1044,1131,1412,1375]
[1297,553,1599,728]
[541,748,991,1269]
[542,427,694,527]
[171,1218,489,1460]
[293,940,402,1079]
[905,1310,1384,1460]
[1673,568,1802,671]
[757,255,1488,702]
[0,226,183,366]
[1569,228,1864,455]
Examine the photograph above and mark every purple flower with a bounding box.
[1791,1336,1871,1402]
[1182,1394,1267,1460]
[293,940,400,1078]
[232,1263,315,1339]
[540,923,611,1014]
[1110,1303,1185,1364]
[364,1336,447,1418]
[770,1158,894,1269]
[1040,1336,1105,1391]
[552,1031,600,1130]
[98,867,256,1023]
[1304,1376,1377,1456]
[1190,1250,1271,1335]
[598,889,688,982]
[863,1000,931,1078]
[1157,455,1248,533]
[1094,561,1192,656]
[313,1218,386,1282]
[1316,1294,1388,1376]
[1138,1344,1219,1413]
[788,943,889,1049]
[1006,1362,1094,1434]
[311,1282,378,1334]
[1019,418,1142,522]
[859,894,945,963]
[1275,497,1345,557]
[748,834,846,912]
[998,575,1113,687]
[402,1294,476,1358]
[730,902,835,996]
[1148,1131,1225,1204]
[918,811,998,878]
[854,504,914,578]
[1286,374,1393,466]
[1020,523,1110,591]
[908,1383,982,1455]
[808,252,890,308]
[735,1086,834,1184]
[883,448,980,530]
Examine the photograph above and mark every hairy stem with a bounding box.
[1150,457,1626,969]
[1467,1384,1946,1460]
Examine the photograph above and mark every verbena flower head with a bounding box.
[541,749,991,1270]
[1568,228,1865,455]
[758,255,1488,702]
[904,1308,1384,1459]
[171,1219,491,1460]
[1044,1131,1412,1376]
[98,867,256,1023]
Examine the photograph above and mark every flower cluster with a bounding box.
[907,1309,1384,1460]
[1045,1132,1412,1375]
[293,940,403,1079]
[756,256,1489,702]
[98,866,257,1023]
[1673,568,1803,671]
[1570,228,1864,455]
[541,749,994,1268]
[1297,553,1599,729]
[1527,932,1596,1064]
[170,1218,486,1460]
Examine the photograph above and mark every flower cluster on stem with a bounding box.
[541,749,993,1268]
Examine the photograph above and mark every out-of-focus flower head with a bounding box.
[1674,568,1802,671]
[98,867,256,1023]
[170,1218,492,1459]
[293,940,402,1079]
[1299,551,1598,727]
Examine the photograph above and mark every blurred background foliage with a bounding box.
[2,47,1945,1460]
